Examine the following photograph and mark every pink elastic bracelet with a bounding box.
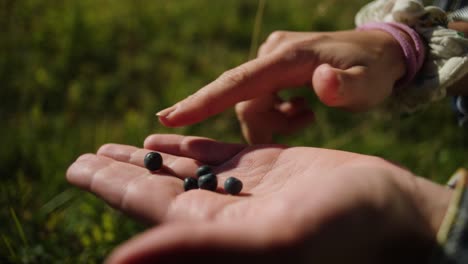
[357,22,426,89]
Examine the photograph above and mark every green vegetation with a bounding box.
[1,0,466,262]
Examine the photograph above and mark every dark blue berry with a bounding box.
[144,152,163,171]
[196,165,212,177]
[224,177,243,195]
[198,173,217,191]
[184,177,198,191]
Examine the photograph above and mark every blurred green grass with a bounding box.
[1,0,466,262]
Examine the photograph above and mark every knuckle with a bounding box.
[266,30,289,43]
[257,43,268,57]
[274,40,321,64]
[275,33,330,57]
[273,42,303,60]
[278,41,300,53]
[259,31,291,57]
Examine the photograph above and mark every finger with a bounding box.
[239,109,314,144]
[237,101,279,144]
[236,96,314,144]
[143,134,245,165]
[97,144,202,179]
[311,63,380,111]
[276,96,309,117]
[276,110,315,135]
[258,31,318,58]
[105,223,248,264]
[236,95,282,144]
[66,154,183,223]
[240,121,273,144]
[97,143,259,192]
[238,113,276,145]
[156,50,316,127]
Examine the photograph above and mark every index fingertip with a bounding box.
[156,115,173,127]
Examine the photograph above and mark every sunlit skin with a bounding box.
[156,30,406,144]
[157,23,468,144]
[67,134,452,264]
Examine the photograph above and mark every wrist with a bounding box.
[357,22,426,90]
[359,30,407,85]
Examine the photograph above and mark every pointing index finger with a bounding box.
[156,50,316,127]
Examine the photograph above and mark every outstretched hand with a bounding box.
[157,30,406,143]
[67,134,451,264]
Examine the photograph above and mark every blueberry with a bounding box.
[144,152,163,171]
[196,165,212,177]
[197,173,217,191]
[224,177,243,195]
[184,177,198,191]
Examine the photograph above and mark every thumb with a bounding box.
[105,221,298,264]
[312,64,385,112]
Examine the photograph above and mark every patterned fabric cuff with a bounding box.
[356,0,468,113]
[436,168,468,263]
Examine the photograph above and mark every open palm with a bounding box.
[67,134,446,264]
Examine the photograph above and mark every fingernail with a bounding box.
[156,105,177,118]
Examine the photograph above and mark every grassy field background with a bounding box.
[1,0,467,262]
